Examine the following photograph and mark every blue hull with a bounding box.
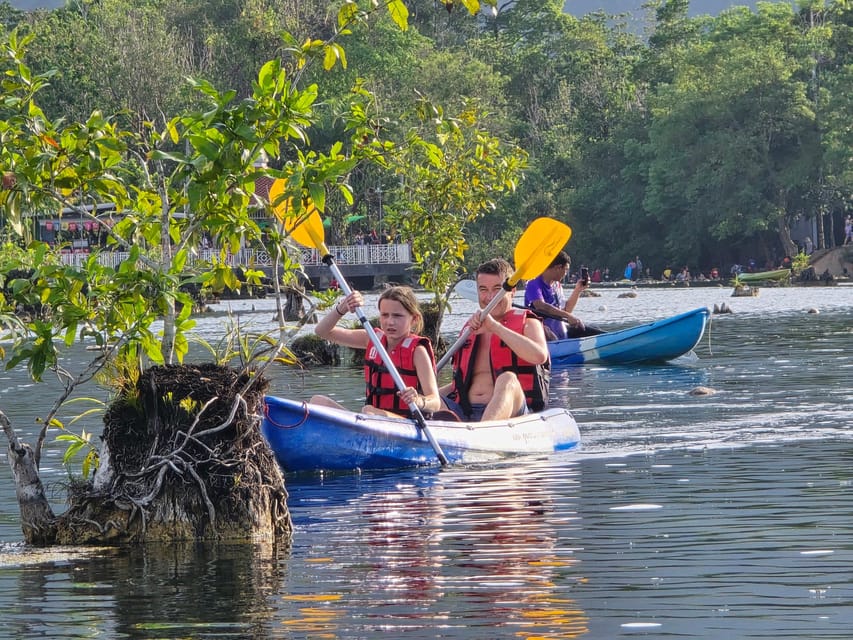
[261,396,581,472]
[549,307,710,366]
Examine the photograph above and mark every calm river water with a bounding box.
[1,284,852,639]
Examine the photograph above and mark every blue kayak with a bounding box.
[549,307,710,366]
[261,396,581,473]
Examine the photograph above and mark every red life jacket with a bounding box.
[448,309,550,415]
[364,331,434,417]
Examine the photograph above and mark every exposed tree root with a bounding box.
[3,363,292,546]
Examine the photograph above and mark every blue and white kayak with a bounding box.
[549,307,710,366]
[261,396,581,472]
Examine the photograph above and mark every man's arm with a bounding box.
[530,298,584,330]
[563,280,586,314]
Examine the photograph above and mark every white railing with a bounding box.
[295,243,411,266]
[56,244,412,269]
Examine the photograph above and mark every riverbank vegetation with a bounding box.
[3,0,849,273]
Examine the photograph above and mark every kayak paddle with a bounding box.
[273,182,449,466]
[436,217,572,372]
[453,279,568,323]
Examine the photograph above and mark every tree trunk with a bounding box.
[421,300,448,357]
[3,364,292,546]
[1,412,57,545]
[817,209,826,250]
[776,216,797,258]
[283,286,317,323]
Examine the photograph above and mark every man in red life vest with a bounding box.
[440,258,550,422]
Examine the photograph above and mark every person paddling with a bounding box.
[311,286,441,419]
[440,259,550,422]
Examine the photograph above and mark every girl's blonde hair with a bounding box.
[378,286,423,334]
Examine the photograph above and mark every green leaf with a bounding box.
[338,1,359,28]
[257,59,278,92]
[323,45,338,71]
[62,441,84,464]
[150,150,188,164]
[173,248,188,273]
[142,335,165,365]
[387,0,409,31]
[308,183,326,213]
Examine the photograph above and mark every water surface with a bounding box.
[1,285,851,638]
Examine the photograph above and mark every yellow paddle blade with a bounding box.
[269,178,289,220]
[268,179,330,256]
[288,207,328,255]
[509,217,572,286]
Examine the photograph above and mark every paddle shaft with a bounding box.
[324,256,449,466]
[436,281,513,372]
[452,279,572,336]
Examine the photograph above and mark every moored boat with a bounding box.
[549,307,710,366]
[261,396,581,472]
[733,269,791,283]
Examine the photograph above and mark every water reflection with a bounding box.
[0,542,288,639]
[572,442,853,638]
[284,460,589,638]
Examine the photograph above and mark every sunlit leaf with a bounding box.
[387,0,409,31]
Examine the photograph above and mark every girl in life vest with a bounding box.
[310,286,441,418]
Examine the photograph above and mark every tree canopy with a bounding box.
[2,0,852,275]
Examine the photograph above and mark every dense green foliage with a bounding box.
[2,0,852,277]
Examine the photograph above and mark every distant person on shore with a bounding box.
[845,215,852,246]
[440,258,550,422]
[311,286,440,419]
[524,252,604,340]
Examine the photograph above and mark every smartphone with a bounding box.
[581,267,590,286]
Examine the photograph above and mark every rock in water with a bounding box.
[689,386,717,396]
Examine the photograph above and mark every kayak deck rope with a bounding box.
[263,401,310,429]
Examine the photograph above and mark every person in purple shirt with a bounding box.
[524,251,603,340]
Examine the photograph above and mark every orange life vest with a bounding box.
[448,309,550,415]
[364,331,434,417]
